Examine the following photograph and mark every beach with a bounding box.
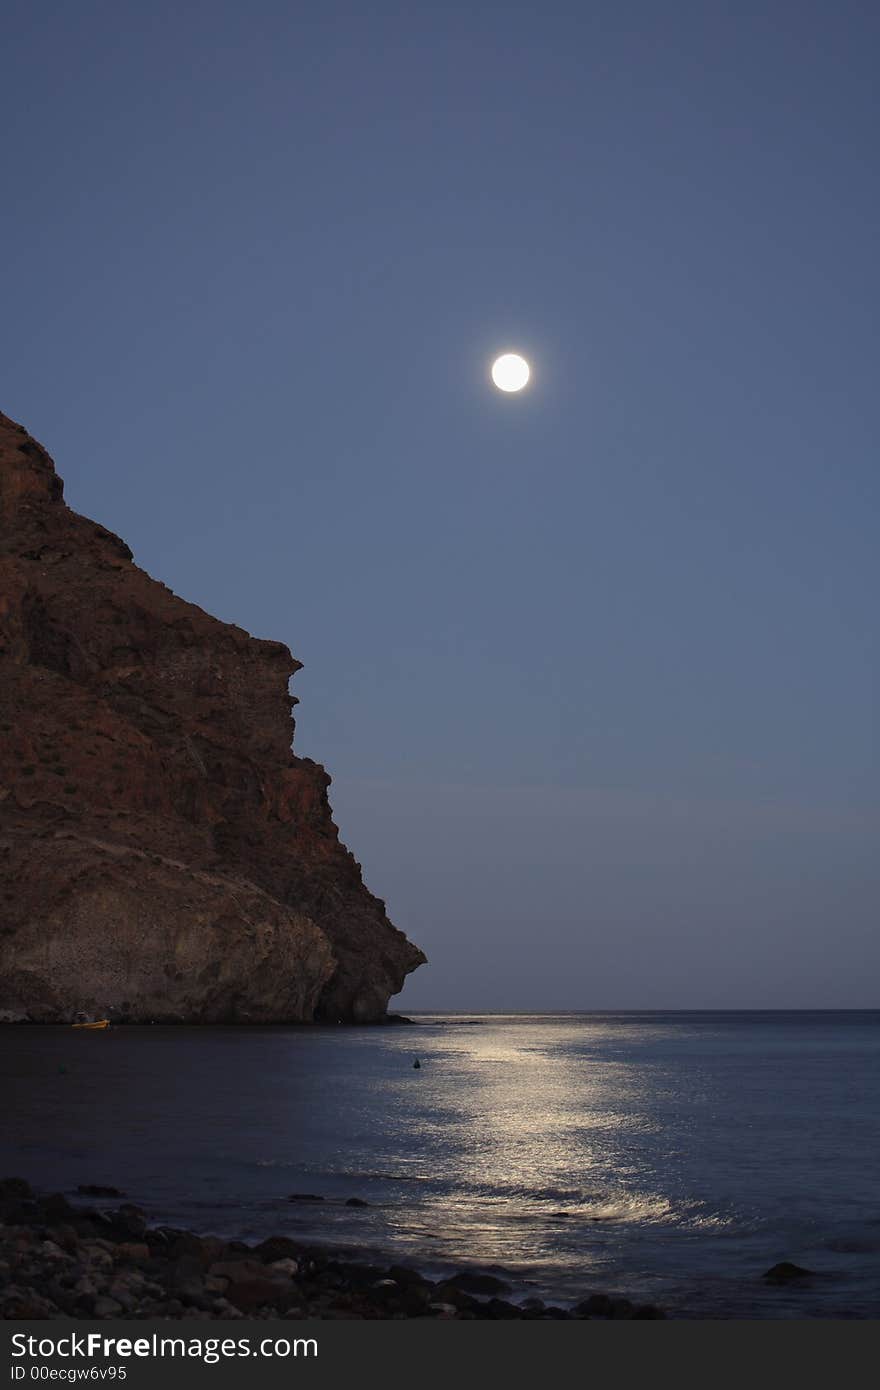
[0,1180,664,1320]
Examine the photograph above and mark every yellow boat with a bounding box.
[71,1020,110,1030]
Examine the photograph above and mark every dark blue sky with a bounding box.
[3,1,877,1007]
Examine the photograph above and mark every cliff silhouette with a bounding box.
[0,410,425,1022]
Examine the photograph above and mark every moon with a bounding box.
[491,352,530,393]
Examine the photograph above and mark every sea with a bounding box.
[2,1012,879,1318]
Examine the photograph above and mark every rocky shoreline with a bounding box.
[0,1180,665,1321]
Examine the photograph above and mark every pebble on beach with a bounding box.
[0,1179,667,1322]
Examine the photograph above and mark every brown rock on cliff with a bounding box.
[0,411,425,1022]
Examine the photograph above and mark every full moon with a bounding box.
[491,352,530,393]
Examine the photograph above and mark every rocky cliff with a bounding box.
[0,411,425,1022]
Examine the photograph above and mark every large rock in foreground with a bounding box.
[0,411,425,1021]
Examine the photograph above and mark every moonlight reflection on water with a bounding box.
[2,1012,878,1316]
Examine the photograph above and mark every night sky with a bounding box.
[3,2,877,1008]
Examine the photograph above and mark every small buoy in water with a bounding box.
[413,1058,421,1069]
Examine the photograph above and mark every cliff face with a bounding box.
[0,411,425,1022]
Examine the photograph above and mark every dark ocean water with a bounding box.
[2,1012,879,1318]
